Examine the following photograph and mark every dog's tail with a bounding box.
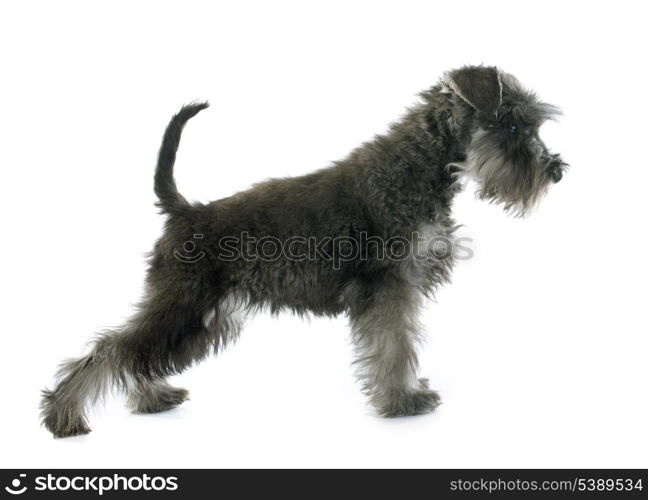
[154,102,209,213]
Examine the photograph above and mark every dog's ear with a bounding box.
[442,66,502,115]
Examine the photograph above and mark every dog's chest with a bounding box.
[402,218,458,290]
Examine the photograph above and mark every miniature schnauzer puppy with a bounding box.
[41,66,567,437]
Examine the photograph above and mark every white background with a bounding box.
[1,0,647,468]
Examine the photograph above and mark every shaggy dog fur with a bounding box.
[41,66,567,437]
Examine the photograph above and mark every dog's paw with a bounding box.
[130,386,190,414]
[41,390,92,438]
[42,412,92,438]
[374,388,441,418]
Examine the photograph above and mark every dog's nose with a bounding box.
[544,153,566,184]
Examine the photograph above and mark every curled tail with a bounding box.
[154,102,209,213]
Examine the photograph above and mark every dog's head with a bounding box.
[443,66,567,216]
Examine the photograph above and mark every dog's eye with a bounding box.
[510,125,518,135]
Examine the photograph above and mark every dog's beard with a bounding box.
[457,129,551,217]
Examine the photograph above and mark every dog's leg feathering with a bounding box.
[40,335,121,438]
[348,280,440,417]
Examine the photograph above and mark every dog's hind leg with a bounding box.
[40,334,122,438]
[125,291,246,414]
[40,280,225,438]
[348,279,440,417]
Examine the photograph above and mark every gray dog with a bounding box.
[41,66,567,437]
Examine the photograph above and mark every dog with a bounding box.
[41,65,567,437]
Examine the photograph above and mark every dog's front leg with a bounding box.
[348,281,440,417]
